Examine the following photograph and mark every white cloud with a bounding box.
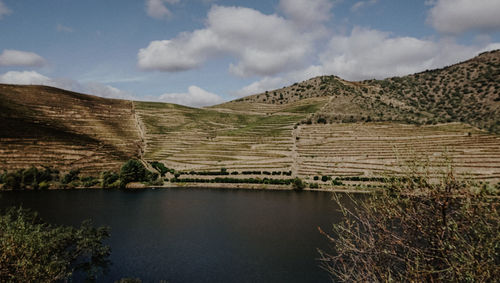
[427,0,500,34]
[0,71,134,100]
[351,0,378,12]
[0,71,56,86]
[278,0,333,27]
[146,0,179,19]
[233,77,287,98]
[479,43,500,53]
[0,49,47,67]
[234,65,324,97]
[159,85,224,107]
[317,27,482,81]
[0,0,11,19]
[138,5,313,77]
[81,82,135,100]
[56,24,74,33]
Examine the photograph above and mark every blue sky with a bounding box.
[1,0,499,107]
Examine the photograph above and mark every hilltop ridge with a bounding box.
[215,49,500,132]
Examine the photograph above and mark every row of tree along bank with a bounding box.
[4,159,498,193]
[0,159,308,190]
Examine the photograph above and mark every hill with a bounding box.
[0,85,142,174]
[1,51,499,188]
[218,49,500,133]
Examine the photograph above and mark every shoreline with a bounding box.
[0,182,373,194]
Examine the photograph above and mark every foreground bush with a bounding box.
[318,166,500,282]
[0,207,110,281]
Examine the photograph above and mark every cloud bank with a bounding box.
[159,85,224,107]
[427,0,500,34]
[138,5,318,77]
[0,70,134,100]
[0,49,47,67]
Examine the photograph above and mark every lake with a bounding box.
[0,188,347,282]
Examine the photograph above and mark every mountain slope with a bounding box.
[0,85,142,174]
[0,51,499,186]
[216,49,500,132]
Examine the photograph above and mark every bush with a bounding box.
[62,169,80,185]
[319,166,500,282]
[292,177,305,190]
[101,171,119,188]
[3,171,22,190]
[0,207,110,281]
[309,183,319,189]
[149,161,169,177]
[119,159,148,188]
[81,176,100,188]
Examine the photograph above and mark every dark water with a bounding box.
[0,188,346,282]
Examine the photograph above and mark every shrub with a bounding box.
[0,207,110,281]
[149,161,169,177]
[62,169,80,184]
[81,176,100,188]
[319,166,500,282]
[101,171,119,188]
[3,171,22,190]
[321,175,330,182]
[119,159,148,187]
[309,183,319,189]
[21,167,39,189]
[292,177,306,190]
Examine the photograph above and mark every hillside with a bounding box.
[0,85,142,174]
[218,49,500,133]
[1,51,499,188]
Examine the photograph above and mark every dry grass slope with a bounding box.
[0,85,142,174]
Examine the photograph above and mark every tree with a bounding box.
[101,171,119,188]
[292,177,305,190]
[120,159,147,187]
[0,207,110,282]
[318,165,500,282]
[62,169,80,184]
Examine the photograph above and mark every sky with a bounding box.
[1,0,500,107]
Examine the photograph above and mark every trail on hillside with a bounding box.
[131,101,147,162]
[291,125,300,177]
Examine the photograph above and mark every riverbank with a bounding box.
[0,182,373,193]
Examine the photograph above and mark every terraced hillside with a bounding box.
[225,50,500,133]
[136,100,500,185]
[134,101,304,174]
[295,123,500,186]
[1,51,499,188]
[0,85,142,174]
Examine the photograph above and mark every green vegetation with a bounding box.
[292,177,306,190]
[0,207,110,281]
[319,165,500,281]
[149,161,170,177]
[101,171,120,188]
[119,159,158,188]
[62,169,80,185]
[0,166,59,190]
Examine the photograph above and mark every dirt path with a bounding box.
[131,101,147,161]
[291,125,301,177]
